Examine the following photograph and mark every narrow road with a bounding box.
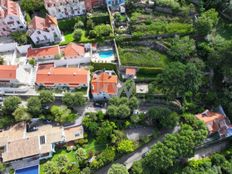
[193,137,232,159]
[95,126,179,174]
[95,128,232,174]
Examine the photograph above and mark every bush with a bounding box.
[74,21,84,29]
[73,29,83,41]
[11,31,28,45]
[91,62,117,74]
[93,24,112,39]
[58,16,86,32]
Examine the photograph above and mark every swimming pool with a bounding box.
[16,165,38,174]
[99,50,114,59]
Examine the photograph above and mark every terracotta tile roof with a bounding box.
[62,43,85,58]
[0,65,17,80]
[27,45,60,59]
[0,122,84,162]
[196,110,225,124]
[196,110,227,134]
[91,71,118,95]
[0,0,20,19]
[2,137,40,162]
[126,68,136,76]
[29,15,58,31]
[64,126,84,142]
[36,67,89,87]
[38,63,54,70]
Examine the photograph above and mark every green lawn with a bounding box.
[40,149,76,174]
[119,46,169,67]
[39,139,106,174]
[83,139,106,153]
[60,30,94,45]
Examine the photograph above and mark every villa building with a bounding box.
[0,0,26,36]
[196,109,232,138]
[27,45,61,61]
[0,122,84,163]
[28,15,62,46]
[27,43,91,65]
[91,70,118,101]
[59,42,91,65]
[44,0,86,19]
[35,67,90,89]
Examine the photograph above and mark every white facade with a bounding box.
[55,56,91,67]
[92,92,115,101]
[44,0,86,20]
[29,27,62,45]
[0,1,26,36]
[28,16,62,46]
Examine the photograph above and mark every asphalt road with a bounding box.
[95,128,231,174]
[95,126,179,174]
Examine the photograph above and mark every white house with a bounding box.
[91,70,118,101]
[44,0,86,20]
[28,15,62,46]
[0,0,26,36]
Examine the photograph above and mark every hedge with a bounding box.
[91,62,118,72]
[137,67,163,78]
[91,15,110,25]
[58,16,86,32]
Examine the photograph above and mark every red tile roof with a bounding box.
[36,67,89,87]
[0,0,20,19]
[196,110,227,134]
[27,46,60,59]
[62,43,85,58]
[126,68,136,76]
[91,71,118,95]
[29,15,58,31]
[0,65,17,80]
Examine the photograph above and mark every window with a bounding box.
[17,21,20,24]
[37,31,41,34]
[40,136,46,144]
[19,26,23,29]
[75,132,80,137]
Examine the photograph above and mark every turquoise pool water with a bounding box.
[99,50,114,59]
[16,166,38,174]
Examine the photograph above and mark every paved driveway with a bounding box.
[125,126,153,141]
[75,102,106,125]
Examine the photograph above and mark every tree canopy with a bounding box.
[2,96,21,115]
[107,163,129,174]
[155,62,203,100]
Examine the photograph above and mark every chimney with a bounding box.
[202,110,209,117]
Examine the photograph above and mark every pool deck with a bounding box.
[91,52,116,63]
[12,158,39,171]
